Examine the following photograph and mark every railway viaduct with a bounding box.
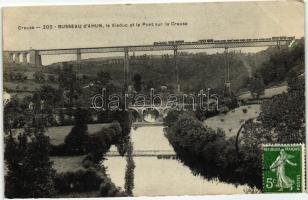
[3,37,294,93]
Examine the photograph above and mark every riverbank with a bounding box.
[104,126,247,196]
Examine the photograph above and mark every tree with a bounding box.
[132,73,142,93]
[64,108,90,154]
[124,141,135,196]
[4,94,56,198]
[114,111,132,156]
[5,132,56,198]
[4,98,29,132]
[249,74,265,99]
[38,86,61,125]
[258,38,304,86]
[97,71,112,86]
[39,85,61,107]
[92,71,120,108]
[258,77,305,143]
[58,64,81,109]
[145,80,155,91]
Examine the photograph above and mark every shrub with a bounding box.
[48,75,56,83]
[9,72,14,80]
[195,107,219,121]
[98,176,126,197]
[223,95,239,110]
[54,169,102,194]
[97,111,114,123]
[242,108,248,114]
[220,106,229,114]
[33,71,46,83]
[14,73,23,81]
[64,125,89,155]
[4,72,9,81]
[87,122,122,163]
[82,159,94,169]
[50,144,67,156]
[163,110,183,127]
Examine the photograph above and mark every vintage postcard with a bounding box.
[2,1,306,198]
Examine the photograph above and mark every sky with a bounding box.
[2,1,304,64]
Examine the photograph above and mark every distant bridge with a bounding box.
[52,101,214,125]
[128,105,171,123]
[51,105,171,125]
[132,122,164,128]
[106,150,176,158]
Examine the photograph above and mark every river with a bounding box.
[104,126,247,196]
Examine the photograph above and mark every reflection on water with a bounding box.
[104,126,246,196]
[143,114,156,123]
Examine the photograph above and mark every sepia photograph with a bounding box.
[1,0,306,198]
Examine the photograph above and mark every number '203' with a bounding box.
[43,25,53,29]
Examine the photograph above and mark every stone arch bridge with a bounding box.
[128,105,172,124]
[52,105,175,125]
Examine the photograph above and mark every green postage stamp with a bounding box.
[262,144,305,193]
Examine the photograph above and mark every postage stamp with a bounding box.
[262,144,305,193]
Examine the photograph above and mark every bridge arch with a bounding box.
[128,107,143,123]
[143,107,160,123]
[160,107,170,118]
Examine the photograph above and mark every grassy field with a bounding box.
[12,123,112,145]
[51,155,86,173]
[49,123,113,197]
[237,82,288,100]
[204,104,260,137]
[4,80,58,92]
[54,191,98,198]
[46,123,112,145]
[50,155,99,198]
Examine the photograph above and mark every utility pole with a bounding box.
[224,47,231,96]
[174,45,180,93]
[124,47,129,90]
[76,49,81,75]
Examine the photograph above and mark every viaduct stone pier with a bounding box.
[3,50,42,66]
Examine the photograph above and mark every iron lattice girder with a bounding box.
[36,39,292,55]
